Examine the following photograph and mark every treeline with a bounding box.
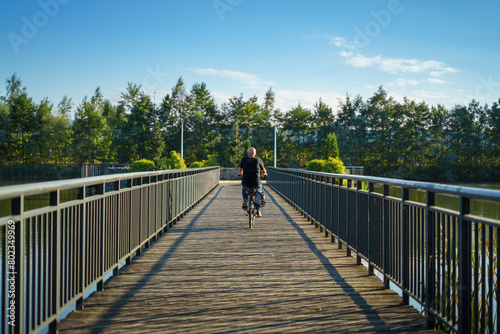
[1,73,499,182]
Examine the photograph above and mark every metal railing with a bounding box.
[81,164,131,178]
[0,167,219,334]
[267,167,500,333]
[345,166,364,175]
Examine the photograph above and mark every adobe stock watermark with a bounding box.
[7,220,17,328]
[7,0,72,54]
[474,74,500,102]
[142,65,169,92]
[335,0,403,54]
[213,0,243,21]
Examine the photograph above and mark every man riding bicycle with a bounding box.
[238,147,267,217]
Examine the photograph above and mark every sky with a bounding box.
[1,0,500,116]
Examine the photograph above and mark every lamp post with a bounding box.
[180,117,184,160]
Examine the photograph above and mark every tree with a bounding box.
[8,90,36,164]
[334,94,368,167]
[72,88,111,164]
[184,82,219,163]
[282,103,313,167]
[118,83,163,163]
[313,98,334,156]
[2,73,25,105]
[362,86,399,175]
[0,101,10,164]
[245,139,251,151]
[50,96,73,164]
[32,98,53,164]
[323,132,339,160]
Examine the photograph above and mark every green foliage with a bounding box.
[322,157,346,174]
[306,159,325,171]
[1,74,499,182]
[72,87,111,164]
[306,157,346,174]
[323,132,339,159]
[129,159,155,172]
[159,151,186,170]
[204,153,219,166]
[245,139,251,151]
[189,153,219,168]
[189,161,205,168]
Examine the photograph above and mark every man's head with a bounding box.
[247,147,256,157]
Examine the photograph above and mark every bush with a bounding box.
[306,159,325,171]
[189,161,205,168]
[322,157,347,174]
[204,153,219,167]
[158,151,187,170]
[129,159,155,172]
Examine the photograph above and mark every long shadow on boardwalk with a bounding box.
[87,186,225,332]
[263,188,386,330]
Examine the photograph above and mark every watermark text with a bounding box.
[7,220,16,327]
[7,0,72,54]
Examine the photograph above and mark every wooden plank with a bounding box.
[58,181,441,333]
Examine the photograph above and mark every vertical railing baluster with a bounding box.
[355,180,362,265]
[382,184,390,289]
[402,187,409,305]
[426,190,436,329]
[458,196,472,332]
[368,182,374,276]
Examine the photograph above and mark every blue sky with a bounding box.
[1,0,500,115]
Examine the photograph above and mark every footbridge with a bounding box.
[2,167,500,333]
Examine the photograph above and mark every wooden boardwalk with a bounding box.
[58,181,439,333]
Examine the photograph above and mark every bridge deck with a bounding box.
[58,182,439,333]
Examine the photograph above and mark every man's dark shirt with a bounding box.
[240,156,265,188]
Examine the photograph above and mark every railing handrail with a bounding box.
[267,167,500,333]
[271,167,500,202]
[0,167,218,200]
[81,163,131,166]
[1,166,220,333]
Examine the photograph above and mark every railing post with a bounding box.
[126,177,133,265]
[345,178,351,258]
[50,189,62,332]
[355,180,362,265]
[425,190,436,329]
[458,196,472,333]
[337,177,342,250]
[77,187,86,311]
[382,184,390,289]
[402,187,410,305]
[12,196,25,334]
[98,183,105,291]
[114,181,121,277]
[367,182,374,276]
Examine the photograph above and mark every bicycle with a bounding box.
[246,188,258,229]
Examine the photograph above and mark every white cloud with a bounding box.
[344,53,383,68]
[329,36,357,50]
[428,78,446,84]
[386,78,447,87]
[386,78,421,87]
[190,68,273,89]
[340,52,458,76]
[330,36,459,77]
